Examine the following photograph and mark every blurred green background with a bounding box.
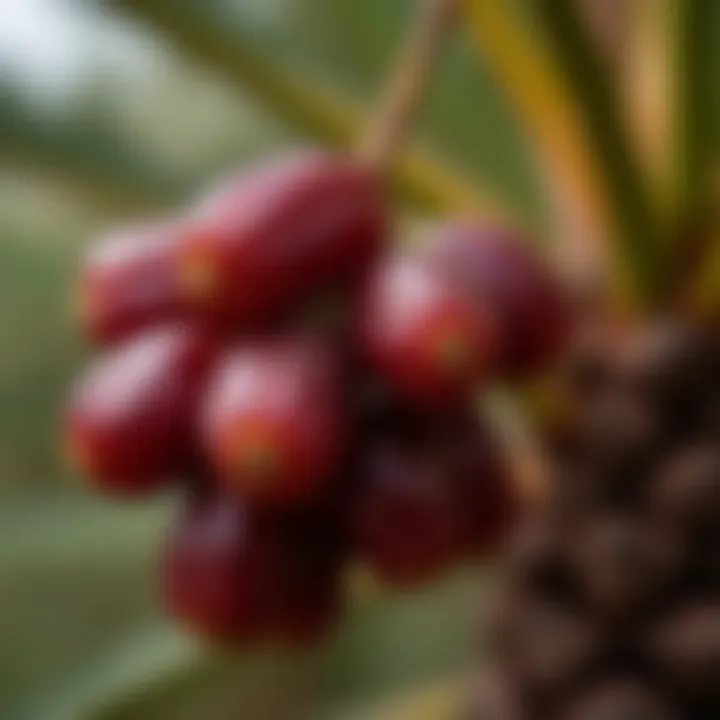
[1,1,716,718]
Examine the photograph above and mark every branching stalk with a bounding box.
[358,0,458,174]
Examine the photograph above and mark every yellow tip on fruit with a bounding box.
[233,440,278,486]
[435,332,473,375]
[178,254,219,302]
[177,227,221,303]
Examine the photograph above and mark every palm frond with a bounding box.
[537,0,664,306]
[672,0,717,219]
[462,0,610,299]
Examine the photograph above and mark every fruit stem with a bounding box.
[357,0,458,176]
[111,0,511,221]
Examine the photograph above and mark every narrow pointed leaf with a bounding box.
[536,0,664,307]
[463,0,610,276]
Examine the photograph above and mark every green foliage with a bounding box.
[22,568,484,720]
[675,0,720,213]
[0,86,184,212]
[0,228,84,496]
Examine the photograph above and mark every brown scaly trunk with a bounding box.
[470,316,720,719]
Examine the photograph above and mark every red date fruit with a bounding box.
[358,255,498,406]
[64,326,216,495]
[161,494,279,642]
[76,220,188,346]
[201,336,347,506]
[353,437,463,586]
[441,412,518,556]
[177,152,386,328]
[423,223,571,377]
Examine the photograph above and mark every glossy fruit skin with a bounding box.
[161,493,280,642]
[422,223,571,377]
[77,221,189,346]
[354,393,516,562]
[353,435,463,586]
[439,411,518,556]
[64,325,217,495]
[177,151,386,328]
[358,255,498,406]
[201,336,347,506]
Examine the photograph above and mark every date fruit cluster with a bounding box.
[471,320,720,719]
[64,150,570,646]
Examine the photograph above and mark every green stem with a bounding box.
[110,0,514,222]
[357,0,458,173]
[537,0,663,307]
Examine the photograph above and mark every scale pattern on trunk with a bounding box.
[471,319,720,719]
